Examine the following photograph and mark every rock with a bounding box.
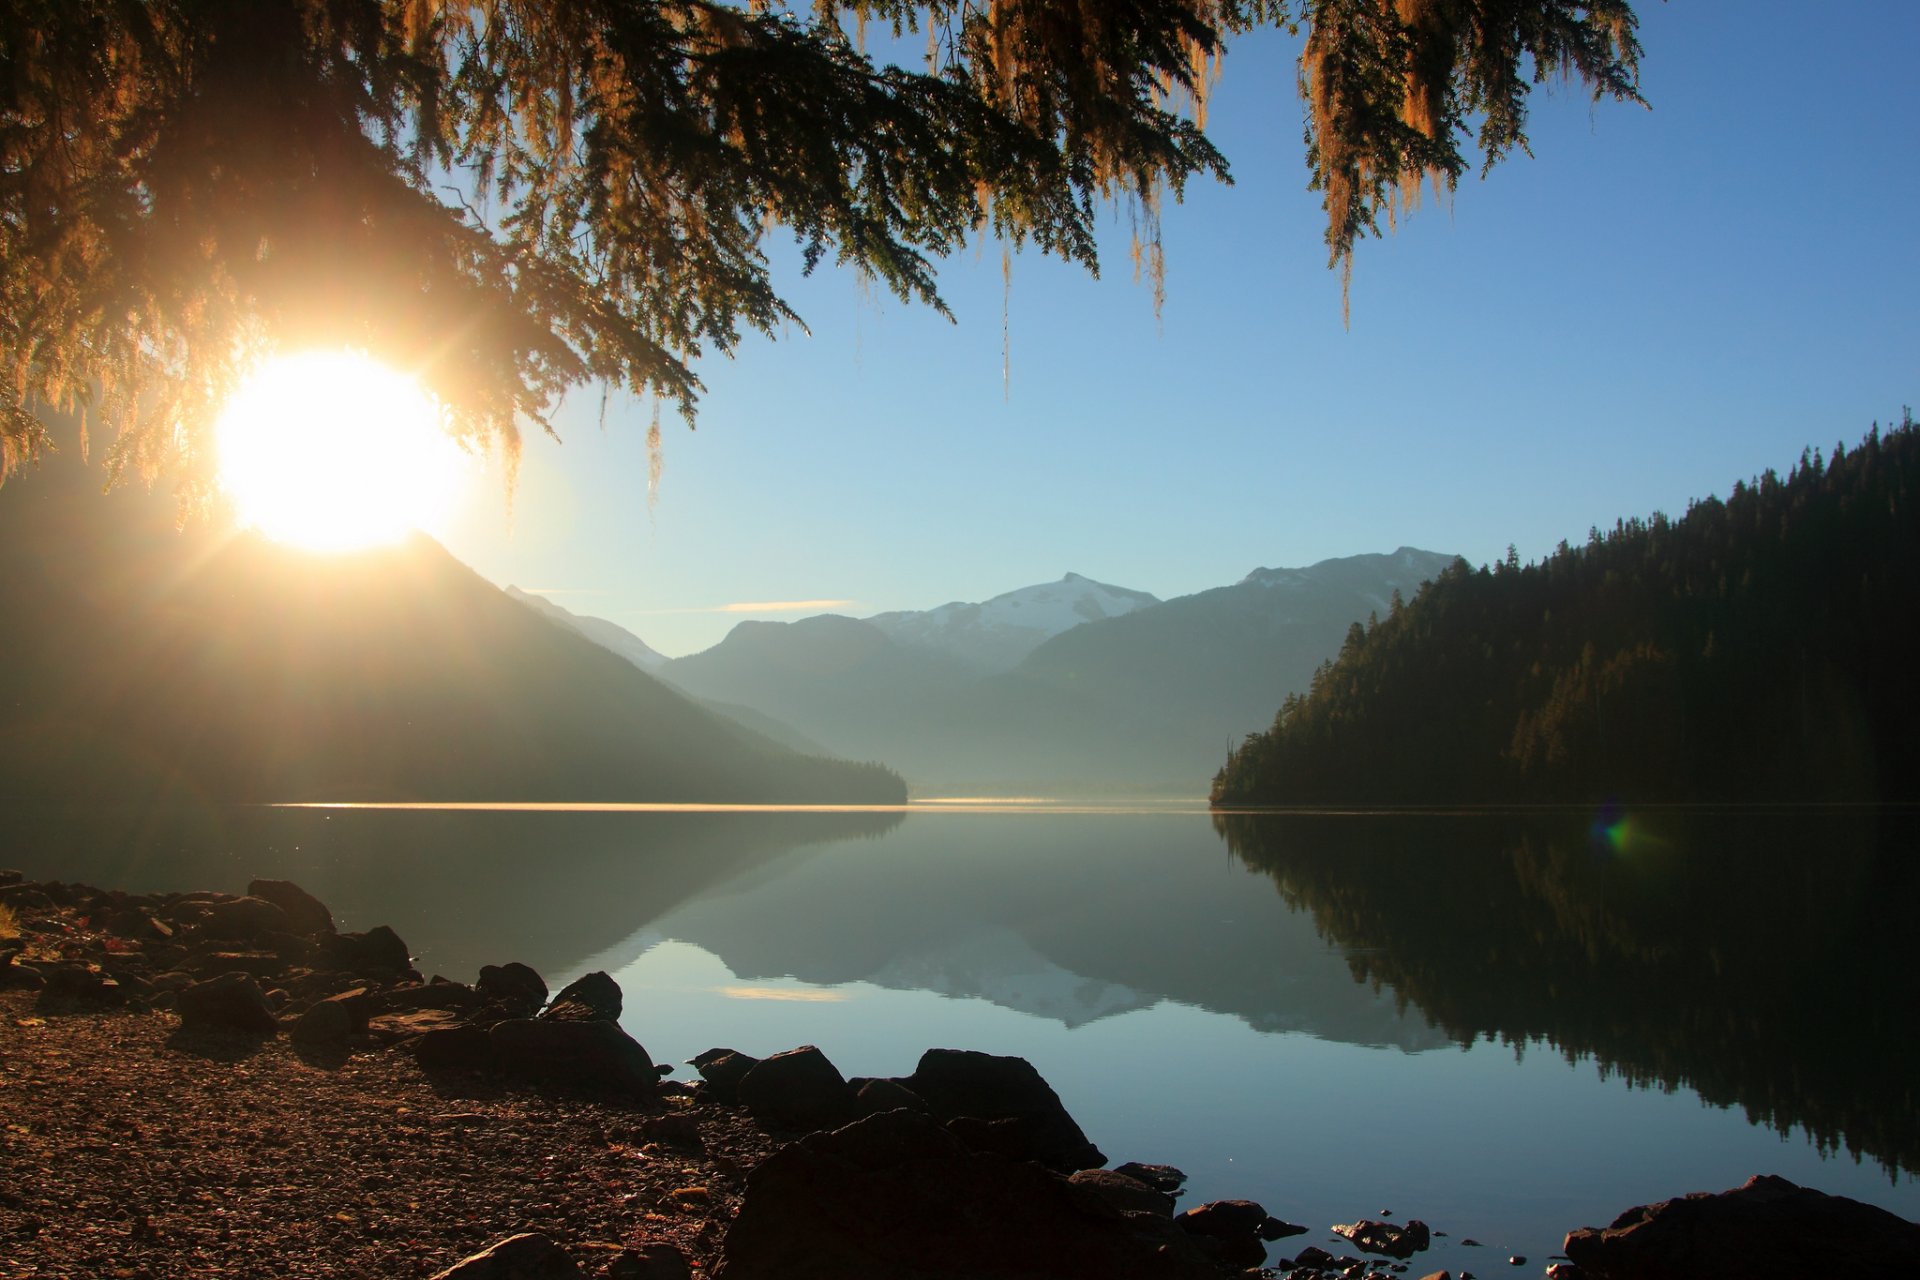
[1068,1168,1175,1218]
[489,1018,661,1099]
[1562,1173,1920,1280]
[1289,1245,1337,1269]
[244,879,335,935]
[541,970,621,1022]
[0,884,52,910]
[290,997,356,1044]
[1508,1256,1526,1266]
[1260,1216,1309,1241]
[323,925,412,974]
[1545,1266,1581,1279]
[429,1232,581,1279]
[714,1108,1217,1280]
[368,1009,471,1041]
[381,982,486,1013]
[38,963,125,1005]
[850,1076,929,1116]
[898,1047,1105,1173]
[1418,1272,1455,1280]
[690,1048,760,1104]
[478,962,549,1017]
[0,869,21,886]
[1176,1200,1271,1268]
[1113,1162,1188,1195]
[176,972,280,1034]
[1334,1218,1432,1259]
[599,1244,692,1280]
[414,1024,498,1074]
[200,896,293,941]
[737,1045,856,1131]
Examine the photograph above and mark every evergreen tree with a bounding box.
[1,0,1644,491]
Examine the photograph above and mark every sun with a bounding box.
[215,351,469,552]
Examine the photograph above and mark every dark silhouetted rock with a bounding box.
[598,1243,692,1280]
[479,962,549,1017]
[290,997,355,1044]
[382,982,486,1014]
[200,896,291,941]
[245,879,334,936]
[899,1048,1105,1173]
[38,963,124,1005]
[1288,1245,1337,1270]
[0,869,22,886]
[489,1018,660,1099]
[690,1048,759,1104]
[738,1045,856,1131]
[1562,1174,1920,1280]
[541,971,621,1022]
[851,1077,928,1117]
[1068,1168,1174,1218]
[1112,1162,1187,1196]
[414,1023,497,1073]
[714,1108,1216,1280]
[323,925,412,974]
[1260,1215,1309,1241]
[176,972,279,1034]
[1176,1199,1272,1268]
[1334,1217,1431,1259]
[429,1232,581,1279]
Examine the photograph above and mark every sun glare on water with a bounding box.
[216,351,468,552]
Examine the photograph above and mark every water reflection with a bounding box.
[1212,808,1920,1177]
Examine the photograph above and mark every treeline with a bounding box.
[1212,413,1920,806]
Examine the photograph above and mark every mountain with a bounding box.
[657,549,1455,793]
[1213,420,1920,805]
[866,572,1160,673]
[0,455,904,805]
[505,586,668,671]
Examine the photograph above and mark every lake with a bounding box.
[10,800,1917,1274]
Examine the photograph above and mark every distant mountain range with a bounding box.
[0,454,903,805]
[533,548,1456,794]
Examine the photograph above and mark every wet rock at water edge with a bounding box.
[1562,1173,1920,1280]
[1176,1199,1272,1268]
[714,1107,1217,1280]
[1334,1218,1432,1259]
[323,924,413,975]
[738,1044,857,1131]
[541,970,622,1022]
[690,1048,760,1104]
[849,1075,929,1116]
[176,972,280,1034]
[897,1047,1106,1173]
[1113,1162,1188,1196]
[245,878,335,936]
[478,961,549,1017]
[1068,1168,1176,1219]
[199,895,293,941]
[429,1232,581,1279]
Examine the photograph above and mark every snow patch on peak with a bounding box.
[868,573,1160,673]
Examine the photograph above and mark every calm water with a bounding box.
[9,801,1917,1274]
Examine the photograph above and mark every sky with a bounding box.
[433,2,1920,658]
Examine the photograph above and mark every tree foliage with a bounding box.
[1212,412,1920,806]
[0,0,1644,492]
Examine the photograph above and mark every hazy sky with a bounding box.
[436,2,1919,657]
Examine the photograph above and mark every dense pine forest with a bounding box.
[1212,413,1919,806]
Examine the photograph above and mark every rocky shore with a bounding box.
[3,871,1916,1280]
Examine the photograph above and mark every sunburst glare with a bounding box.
[215,351,468,552]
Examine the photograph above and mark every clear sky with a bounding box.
[434,2,1919,658]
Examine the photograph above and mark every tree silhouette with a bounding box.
[1,0,1644,493]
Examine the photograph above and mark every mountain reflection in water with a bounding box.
[1213,807,1920,1177]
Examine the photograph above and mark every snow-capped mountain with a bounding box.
[506,586,668,672]
[866,572,1160,673]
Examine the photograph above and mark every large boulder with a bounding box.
[429,1232,580,1279]
[322,925,412,975]
[898,1048,1105,1172]
[245,879,335,936]
[1180,1200,1279,1268]
[1563,1174,1920,1279]
[737,1045,857,1131]
[541,970,622,1022]
[714,1108,1217,1280]
[489,1018,660,1100]
[176,972,280,1034]
[1333,1217,1431,1259]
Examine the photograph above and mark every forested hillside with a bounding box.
[1212,415,1920,806]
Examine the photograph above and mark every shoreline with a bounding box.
[4,872,1915,1280]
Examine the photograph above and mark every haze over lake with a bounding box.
[16,799,1915,1276]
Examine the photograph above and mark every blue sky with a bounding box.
[438,2,1919,657]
